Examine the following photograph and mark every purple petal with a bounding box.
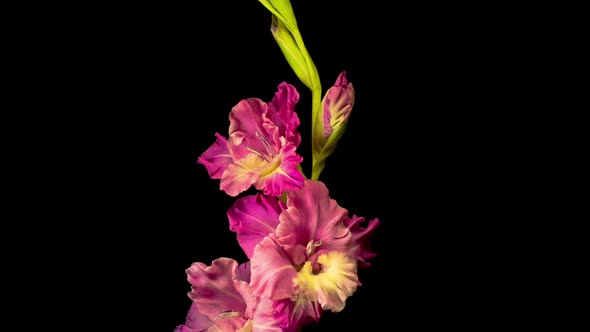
[197,133,231,179]
[345,215,380,268]
[237,261,251,283]
[228,194,285,258]
[273,298,322,330]
[267,82,301,147]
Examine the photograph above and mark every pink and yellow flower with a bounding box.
[198,82,305,197]
[175,258,292,332]
[228,180,380,329]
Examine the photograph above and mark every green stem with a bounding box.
[310,85,322,180]
[291,30,322,180]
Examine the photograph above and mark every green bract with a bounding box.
[271,16,312,89]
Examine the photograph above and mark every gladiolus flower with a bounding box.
[227,180,379,329]
[198,82,305,197]
[175,259,288,332]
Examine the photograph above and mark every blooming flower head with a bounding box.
[227,180,380,329]
[175,258,291,332]
[198,82,305,197]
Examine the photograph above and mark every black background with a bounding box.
[40,1,527,330]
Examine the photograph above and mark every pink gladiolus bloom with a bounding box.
[228,180,380,328]
[175,258,288,332]
[198,83,305,197]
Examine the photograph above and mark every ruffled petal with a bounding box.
[228,98,277,158]
[276,180,350,253]
[344,215,380,268]
[197,133,231,179]
[266,82,301,147]
[186,258,249,331]
[228,194,285,258]
[219,154,262,197]
[250,236,298,301]
[234,275,257,322]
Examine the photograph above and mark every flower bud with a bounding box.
[322,71,354,142]
[271,15,312,89]
[312,71,354,179]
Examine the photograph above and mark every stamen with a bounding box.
[246,147,271,163]
[256,131,272,147]
[306,240,314,256]
[306,240,323,256]
[216,310,240,319]
[256,131,276,159]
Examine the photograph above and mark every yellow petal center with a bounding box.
[294,251,359,312]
